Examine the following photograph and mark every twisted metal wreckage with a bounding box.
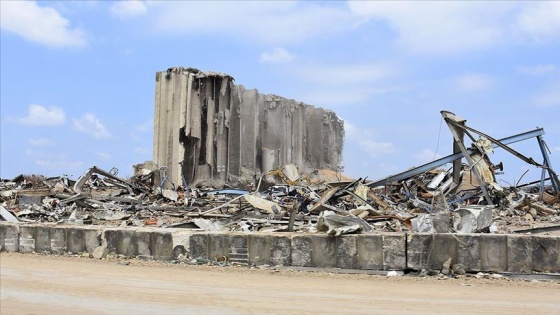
[1,111,559,236]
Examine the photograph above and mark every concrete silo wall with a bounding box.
[153,67,344,186]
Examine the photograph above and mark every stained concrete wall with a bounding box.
[2,223,559,274]
[153,67,344,186]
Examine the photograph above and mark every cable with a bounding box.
[433,116,443,161]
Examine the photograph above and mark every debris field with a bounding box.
[1,111,559,236]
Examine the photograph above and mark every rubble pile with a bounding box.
[1,163,558,235]
[2,111,559,235]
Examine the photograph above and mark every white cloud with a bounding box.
[73,114,111,139]
[361,140,397,157]
[28,138,55,147]
[36,159,83,171]
[533,81,560,108]
[130,120,152,141]
[148,2,354,44]
[259,48,295,64]
[135,120,152,132]
[517,64,559,76]
[343,119,396,158]
[349,1,511,54]
[110,0,148,19]
[414,148,443,164]
[296,62,397,106]
[299,63,392,86]
[95,152,111,160]
[554,147,560,153]
[18,104,66,126]
[454,73,494,92]
[0,1,87,47]
[516,2,560,42]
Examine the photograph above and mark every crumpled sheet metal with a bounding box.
[243,194,284,215]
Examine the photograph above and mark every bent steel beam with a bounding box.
[537,136,560,194]
[366,128,545,188]
[442,111,493,205]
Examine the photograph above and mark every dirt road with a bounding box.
[1,252,558,314]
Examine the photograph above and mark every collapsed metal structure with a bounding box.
[367,111,559,197]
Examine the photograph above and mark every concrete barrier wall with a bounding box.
[1,223,558,274]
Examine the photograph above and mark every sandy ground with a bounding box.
[0,252,559,315]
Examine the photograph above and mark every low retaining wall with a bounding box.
[1,223,558,274]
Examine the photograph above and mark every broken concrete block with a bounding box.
[532,236,559,273]
[66,227,86,254]
[104,228,134,257]
[162,189,178,201]
[104,228,119,255]
[35,226,52,253]
[453,206,493,233]
[406,233,433,270]
[291,235,312,267]
[452,263,466,275]
[170,230,192,260]
[92,246,109,259]
[53,182,66,193]
[153,232,173,261]
[0,224,19,252]
[208,233,229,261]
[383,234,406,270]
[19,225,37,253]
[136,230,153,260]
[507,235,532,273]
[455,234,481,271]
[18,195,44,207]
[480,234,507,272]
[357,234,383,270]
[50,227,67,255]
[270,235,291,266]
[189,233,208,259]
[406,233,461,271]
[442,257,452,275]
[336,235,358,269]
[311,234,337,268]
[83,227,102,255]
[248,234,271,266]
[116,229,136,257]
[229,234,248,265]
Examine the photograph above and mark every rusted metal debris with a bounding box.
[1,111,559,235]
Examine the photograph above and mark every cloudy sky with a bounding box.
[1,1,559,186]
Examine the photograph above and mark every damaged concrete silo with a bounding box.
[153,67,344,186]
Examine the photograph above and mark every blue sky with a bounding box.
[1,1,559,186]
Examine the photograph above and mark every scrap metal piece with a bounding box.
[309,186,340,213]
[192,218,225,231]
[446,114,559,194]
[316,210,373,236]
[442,111,493,205]
[74,166,134,195]
[0,205,19,222]
[244,194,284,214]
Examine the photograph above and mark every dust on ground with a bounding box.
[1,252,558,315]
